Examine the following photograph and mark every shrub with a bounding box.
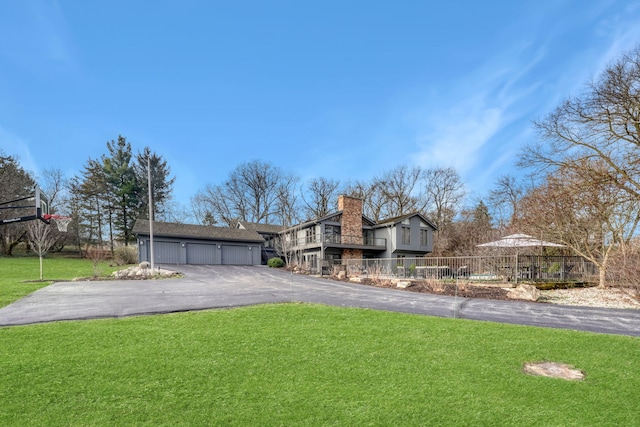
[267,257,285,268]
[114,246,138,266]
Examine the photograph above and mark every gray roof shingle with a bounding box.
[133,220,264,243]
[236,221,285,234]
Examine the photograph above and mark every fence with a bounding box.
[325,255,597,284]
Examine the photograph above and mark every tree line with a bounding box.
[2,46,640,289]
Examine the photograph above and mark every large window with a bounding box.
[402,226,411,245]
[420,229,429,246]
[324,225,341,243]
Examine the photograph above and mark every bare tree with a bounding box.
[421,166,465,255]
[422,166,466,229]
[276,173,301,227]
[374,165,425,218]
[448,200,495,255]
[519,164,640,288]
[521,46,640,201]
[192,160,298,226]
[302,177,341,219]
[27,220,58,280]
[343,179,386,221]
[40,168,68,214]
[488,174,524,229]
[0,153,35,255]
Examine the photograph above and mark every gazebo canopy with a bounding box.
[477,233,564,248]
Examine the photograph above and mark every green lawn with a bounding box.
[1,304,639,426]
[1,256,639,425]
[0,256,120,308]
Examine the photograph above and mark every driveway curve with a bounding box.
[1,265,639,336]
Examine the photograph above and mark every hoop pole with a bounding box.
[35,185,41,219]
[148,156,155,270]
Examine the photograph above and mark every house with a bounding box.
[133,219,264,265]
[236,221,284,263]
[280,195,437,273]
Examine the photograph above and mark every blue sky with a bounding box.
[2,0,640,211]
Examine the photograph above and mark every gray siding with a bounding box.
[186,243,216,265]
[221,245,247,265]
[155,241,182,264]
[137,237,261,266]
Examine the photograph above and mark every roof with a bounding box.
[374,211,438,230]
[133,220,264,243]
[236,221,285,234]
[279,210,437,233]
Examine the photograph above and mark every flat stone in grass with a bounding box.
[523,361,585,380]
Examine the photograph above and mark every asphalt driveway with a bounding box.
[1,265,639,336]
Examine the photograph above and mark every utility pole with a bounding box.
[147,155,155,270]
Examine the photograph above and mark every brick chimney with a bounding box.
[338,195,363,260]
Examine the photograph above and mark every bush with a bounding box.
[267,257,285,268]
[114,246,138,266]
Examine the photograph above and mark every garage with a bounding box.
[186,243,216,265]
[154,241,182,264]
[221,245,250,265]
[133,220,264,266]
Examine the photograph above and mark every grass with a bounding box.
[0,304,639,426]
[1,256,639,425]
[0,256,120,308]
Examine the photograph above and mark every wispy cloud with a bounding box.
[0,125,39,176]
[0,0,75,71]
[410,43,545,177]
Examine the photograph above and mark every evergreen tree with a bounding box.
[135,147,175,221]
[69,159,110,249]
[102,136,140,245]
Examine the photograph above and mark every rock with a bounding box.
[396,281,412,289]
[111,265,178,279]
[139,261,150,270]
[523,361,585,381]
[337,271,347,280]
[507,284,540,301]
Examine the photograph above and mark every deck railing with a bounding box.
[288,234,386,248]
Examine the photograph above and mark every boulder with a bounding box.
[396,281,412,289]
[139,261,151,270]
[507,284,540,301]
[337,271,347,280]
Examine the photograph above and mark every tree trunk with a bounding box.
[598,267,606,289]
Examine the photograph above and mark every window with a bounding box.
[420,229,429,246]
[324,225,341,243]
[402,226,411,245]
[363,229,374,245]
[306,227,317,243]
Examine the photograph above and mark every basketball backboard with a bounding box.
[0,185,50,225]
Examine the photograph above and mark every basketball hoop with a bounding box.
[44,214,72,232]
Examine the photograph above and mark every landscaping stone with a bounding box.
[396,281,412,289]
[507,284,540,301]
[112,266,179,279]
[523,361,585,381]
